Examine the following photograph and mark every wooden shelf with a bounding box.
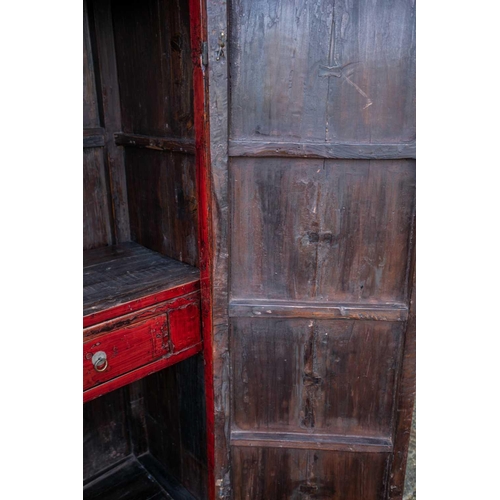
[84,242,200,327]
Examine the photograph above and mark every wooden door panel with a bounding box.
[206,0,416,496]
[231,318,402,438]
[232,447,390,500]
[229,0,415,143]
[230,158,415,303]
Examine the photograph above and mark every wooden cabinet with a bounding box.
[83,0,415,498]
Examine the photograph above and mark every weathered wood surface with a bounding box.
[90,0,131,243]
[83,146,113,249]
[84,457,173,500]
[115,133,196,155]
[231,159,415,304]
[83,242,200,324]
[229,0,415,143]
[124,148,199,266]
[84,387,131,482]
[230,430,392,453]
[84,128,105,148]
[206,0,232,498]
[229,140,416,160]
[231,447,391,500]
[143,355,208,499]
[206,0,416,498]
[229,299,408,322]
[112,0,194,140]
[231,318,403,438]
[389,267,416,499]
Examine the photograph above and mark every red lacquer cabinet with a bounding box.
[83,1,415,499]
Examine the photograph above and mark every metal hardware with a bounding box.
[216,31,225,61]
[202,41,208,67]
[92,351,108,372]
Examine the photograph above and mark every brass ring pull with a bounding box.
[92,351,108,372]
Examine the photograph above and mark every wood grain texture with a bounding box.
[83,0,100,128]
[83,147,113,249]
[389,267,416,499]
[206,0,232,498]
[229,299,408,321]
[144,355,208,499]
[115,133,196,155]
[231,447,391,500]
[90,0,131,243]
[124,148,199,266]
[84,128,105,148]
[83,242,200,325]
[112,0,194,139]
[231,158,415,303]
[229,0,415,144]
[229,140,416,160]
[231,318,403,438]
[231,430,392,453]
[84,387,131,481]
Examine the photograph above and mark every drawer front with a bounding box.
[83,315,169,390]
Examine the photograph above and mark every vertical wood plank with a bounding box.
[206,0,231,498]
[91,0,130,243]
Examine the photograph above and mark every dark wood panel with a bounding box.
[229,299,408,322]
[83,242,200,320]
[125,148,199,266]
[83,0,100,128]
[84,457,172,500]
[389,267,416,498]
[229,140,416,160]
[231,158,415,303]
[143,355,207,499]
[231,430,392,453]
[229,0,415,143]
[115,133,196,155]
[83,147,113,250]
[84,128,105,148]
[91,0,130,243]
[112,0,194,139]
[231,318,403,438]
[205,0,232,496]
[83,386,131,481]
[324,0,416,143]
[229,0,334,142]
[232,447,390,500]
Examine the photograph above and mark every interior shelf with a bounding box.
[83,242,200,325]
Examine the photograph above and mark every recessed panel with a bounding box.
[230,0,415,143]
[231,318,403,437]
[231,158,415,303]
[232,447,390,500]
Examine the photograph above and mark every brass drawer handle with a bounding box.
[92,351,108,372]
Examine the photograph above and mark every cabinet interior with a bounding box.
[83,0,207,498]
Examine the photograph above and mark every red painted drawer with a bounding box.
[83,314,169,391]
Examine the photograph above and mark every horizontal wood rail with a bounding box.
[228,139,416,160]
[229,299,408,321]
[84,127,105,148]
[231,430,393,453]
[115,132,196,155]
